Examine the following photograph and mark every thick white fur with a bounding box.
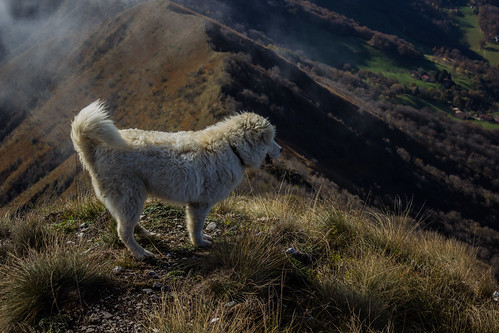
[71,100,281,259]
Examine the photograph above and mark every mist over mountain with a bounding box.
[0,0,498,275]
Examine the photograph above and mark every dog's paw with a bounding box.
[196,239,212,248]
[135,249,155,260]
[202,233,213,241]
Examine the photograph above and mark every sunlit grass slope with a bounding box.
[458,6,499,65]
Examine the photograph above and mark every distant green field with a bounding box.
[458,6,499,65]
[396,94,448,113]
[358,49,475,91]
[426,55,472,89]
[396,91,499,130]
[470,120,499,129]
[358,48,439,87]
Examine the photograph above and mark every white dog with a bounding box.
[71,100,281,259]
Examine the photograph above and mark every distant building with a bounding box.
[479,114,495,123]
[454,108,471,120]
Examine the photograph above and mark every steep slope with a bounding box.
[0,0,228,210]
[0,0,498,273]
[171,0,499,274]
[205,22,498,226]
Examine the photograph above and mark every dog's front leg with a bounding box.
[186,202,213,247]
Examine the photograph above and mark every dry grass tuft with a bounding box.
[0,200,113,332]
[149,286,273,333]
[0,243,111,332]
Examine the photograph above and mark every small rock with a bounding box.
[285,247,312,265]
[77,232,85,238]
[493,291,499,301]
[142,288,154,295]
[206,222,217,232]
[101,311,113,320]
[225,301,237,308]
[210,317,220,324]
[112,266,123,274]
[145,270,159,279]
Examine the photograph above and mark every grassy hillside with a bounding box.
[0,188,497,332]
[1,0,499,297]
[0,185,499,332]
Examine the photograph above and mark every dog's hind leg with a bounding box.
[117,220,154,259]
[106,188,153,259]
[186,202,213,247]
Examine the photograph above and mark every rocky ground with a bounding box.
[61,206,226,332]
[70,265,167,333]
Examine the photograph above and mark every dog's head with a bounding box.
[262,126,281,166]
[228,113,281,168]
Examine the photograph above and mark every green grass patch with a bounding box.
[358,48,447,89]
[395,94,448,113]
[458,6,499,65]
[359,51,418,85]
[470,120,499,130]
[426,55,473,89]
[51,199,106,233]
[143,201,185,221]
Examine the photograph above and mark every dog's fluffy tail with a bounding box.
[71,100,128,170]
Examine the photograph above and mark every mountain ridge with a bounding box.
[1,0,498,275]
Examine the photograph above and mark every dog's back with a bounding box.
[71,100,129,171]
